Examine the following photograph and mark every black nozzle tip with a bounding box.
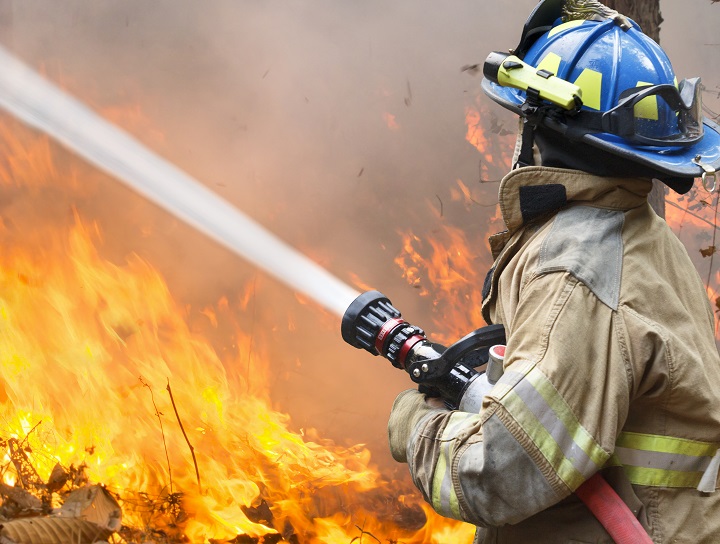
[341,290,402,353]
[341,290,389,347]
[483,51,510,84]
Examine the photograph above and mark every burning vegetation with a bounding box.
[0,119,480,543]
[0,2,718,540]
[1,87,719,544]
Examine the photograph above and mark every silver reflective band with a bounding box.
[614,446,713,473]
[699,451,720,493]
[608,431,720,489]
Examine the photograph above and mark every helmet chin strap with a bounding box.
[515,119,537,168]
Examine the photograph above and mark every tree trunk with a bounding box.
[604,0,666,218]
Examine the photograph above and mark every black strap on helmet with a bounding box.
[513,0,565,59]
[510,0,566,168]
[515,88,569,168]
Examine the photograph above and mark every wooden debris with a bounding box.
[7,439,43,494]
[56,485,122,532]
[45,465,67,495]
[0,483,42,514]
[0,485,121,544]
[0,516,112,544]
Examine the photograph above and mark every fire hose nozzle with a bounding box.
[340,290,422,369]
[342,290,507,409]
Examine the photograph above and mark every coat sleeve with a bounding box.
[391,272,632,527]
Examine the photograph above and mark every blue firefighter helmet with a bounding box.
[481,0,720,193]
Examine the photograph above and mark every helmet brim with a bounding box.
[481,77,720,181]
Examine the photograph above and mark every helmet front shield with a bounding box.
[595,78,704,146]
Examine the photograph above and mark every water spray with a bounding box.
[341,290,506,410]
[0,45,358,317]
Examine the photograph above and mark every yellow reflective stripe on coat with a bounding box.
[431,412,479,519]
[606,431,720,488]
[499,366,609,491]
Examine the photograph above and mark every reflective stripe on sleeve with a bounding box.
[499,366,610,491]
[430,411,480,519]
[605,431,720,488]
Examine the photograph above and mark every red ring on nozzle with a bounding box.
[375,318,406,355]
[399,334,425,369]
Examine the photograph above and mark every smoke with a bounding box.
[0,0,717,467]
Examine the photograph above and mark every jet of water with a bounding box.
[0,45,359,317]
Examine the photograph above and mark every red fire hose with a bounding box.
[575,473,654,544]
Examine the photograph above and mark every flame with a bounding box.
[394,222,493,343]
[665,187,720,340]
[0,115,477,541]
[465,106,488,155]
[464,103,515,183]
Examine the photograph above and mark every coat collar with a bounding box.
[489,167,653,258]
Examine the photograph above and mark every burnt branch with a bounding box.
[7,438,44,494]
[140,376,174,496]
[166,380,202,494]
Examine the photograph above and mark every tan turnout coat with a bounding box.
[397,166,720,543]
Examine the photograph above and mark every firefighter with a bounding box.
[387,1,720,542]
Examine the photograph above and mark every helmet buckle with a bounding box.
[694,156,718,193]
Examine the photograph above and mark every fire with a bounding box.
[465,106,489,157]
[394,221,493,344]
[394,114,507,343]
[464,104,515,171]
[665,186,720,339]
[0,117,478,542]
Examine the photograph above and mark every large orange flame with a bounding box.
[0,116,477,542]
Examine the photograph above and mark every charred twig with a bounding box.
[349,519,381,544]
[479,160,501,184]
[460,63,481,76]
[666,200,720,232]
[8,437,44,492]
[140,376,173,496]
[404,79,412,107]
[166,380,202,494]
[18,420,42,449]
[435,194,443,217]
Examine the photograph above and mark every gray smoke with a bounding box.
[0,0,716,464]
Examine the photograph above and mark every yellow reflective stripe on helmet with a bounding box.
[500,366,609,491]
[536,52,562,77]
[431,412,477,518]
[634,81,659,120]
[547,19,585,39]
[606,431,720,488]
[573,69,602,110]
